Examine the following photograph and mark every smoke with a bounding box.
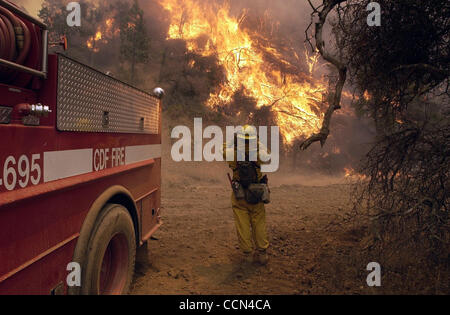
[141,0,374,174]
[230,0,314,33]
[11,0,375,174]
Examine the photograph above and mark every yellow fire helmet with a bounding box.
[237,125,258,141]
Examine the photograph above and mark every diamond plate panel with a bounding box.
[57,55,160,134]
[0,106,12,124]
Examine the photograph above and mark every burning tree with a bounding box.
[305,0,449,285]
[158,0,329,145]
[39,0,152,84]
[39,0,121,67]
[39,0,73,37]
[118,0,150,84]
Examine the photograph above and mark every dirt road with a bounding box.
[129,153,373,295]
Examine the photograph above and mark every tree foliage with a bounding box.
[306,0,449,277]
[118,0,150,84]
[335,0,449,131]
[39,0,119,65]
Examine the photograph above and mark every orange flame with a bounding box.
[87,18,120,53]
[344,167,367,181]
[159,0,328,144]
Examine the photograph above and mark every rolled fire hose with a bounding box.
[0,5,31,81]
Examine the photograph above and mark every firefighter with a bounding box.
[223,125,270,265]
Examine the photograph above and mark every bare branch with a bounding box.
[300,0,348,150]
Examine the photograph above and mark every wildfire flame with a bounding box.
[344,167,367,181]
[87,18,120,53]
[159,0,328,144]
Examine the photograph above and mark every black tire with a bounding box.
[81,204,136,295]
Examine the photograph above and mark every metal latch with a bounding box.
[15,103,52,126]
[17,103,52,117]
[102,111,110,129]
[29,103,52,117]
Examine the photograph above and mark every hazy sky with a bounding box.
[10,0,44,18]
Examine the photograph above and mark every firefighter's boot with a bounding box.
[240,251,254,265]
[255,249,269,266]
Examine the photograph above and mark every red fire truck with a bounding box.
[0,1,163,295]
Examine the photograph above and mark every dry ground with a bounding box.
[129,149,377,295]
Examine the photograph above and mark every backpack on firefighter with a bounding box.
[227,124,271,205]
[234,161,270,205]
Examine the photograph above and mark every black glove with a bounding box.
[260,175,268,184]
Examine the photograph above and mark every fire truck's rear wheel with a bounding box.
[82,204,136,295]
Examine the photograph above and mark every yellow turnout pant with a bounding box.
[232,193,269,253]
